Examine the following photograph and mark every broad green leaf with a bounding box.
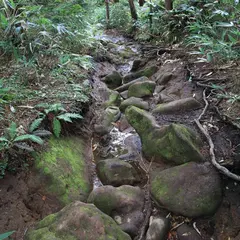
[0,137,9,142]
[53,117,61,138]
[8,122,17,140]
[0,231,15,240]
[14,134,44,145]
[29,118,44,132]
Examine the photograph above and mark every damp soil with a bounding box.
[0,29,240,240]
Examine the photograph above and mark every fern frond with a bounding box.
[32,130,52,137]
[7,122,17,140]
[29,118,44,132]
[0,137,9,142]
[14,134,44,145]
[58,113,83,121]
[13,143,34,152]
[53,117,61,138]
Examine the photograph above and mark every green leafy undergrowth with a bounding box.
[0,121,44,178]
[30,103,83,137]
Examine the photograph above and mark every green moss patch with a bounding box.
[35,137,92,204]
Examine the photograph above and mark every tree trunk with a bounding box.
[165,0,173,10]
[105,0,110,24]
[128,0,138,20]
[139,0,145,6]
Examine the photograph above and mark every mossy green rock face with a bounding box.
[123,66,158,83]
[151,162,222,217]
[88,185,144,237]
[125,106,203,164]
[120,97,149,112]
[104,71,122,89]
[128,81,156,98]
[97,158,140,186]
[35,137,92,204]
[25,201,131,240]
[103,90,122,108]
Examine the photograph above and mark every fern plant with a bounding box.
[0,121,44,178]
[29,103,83,137]
[0,122,44,152]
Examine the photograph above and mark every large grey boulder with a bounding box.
[88,185,144,238]
[25,201,131,240]
[125,106,203,164]
[151,162,222,217]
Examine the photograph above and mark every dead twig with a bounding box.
[195,90,240,181]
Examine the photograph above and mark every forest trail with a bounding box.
[1,30,240,240]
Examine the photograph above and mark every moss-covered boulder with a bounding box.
[25,201,131,240]
[128,81,156,98]
[97,158,140,186]
[123,66,158,83]
[35,137,92,204]
[88,185,144,237]
[120,97,149,112]
[125,106,203,164]
[104,71,122,89]
[151,162,222,217]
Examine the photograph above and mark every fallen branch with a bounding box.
[195,90,240,181]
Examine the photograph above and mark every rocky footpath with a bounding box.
[24,32,240,240]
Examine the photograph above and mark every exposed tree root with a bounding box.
[136,156,153,240]
[195,89,240,181]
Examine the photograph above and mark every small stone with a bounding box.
[153,97,202,114]
[120,97,149,112]
[154,85,165,94]
[177,224,202,240]
[104,71,122,89]
[123,66,158,83]
[131,59,145,72]
[120,90,129,99]
[128,80,156,98]
[97,158,140,186]
[115,76,150,92]
[157,93,174,103]
[146,216,171,240]
[157,72,173,85]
